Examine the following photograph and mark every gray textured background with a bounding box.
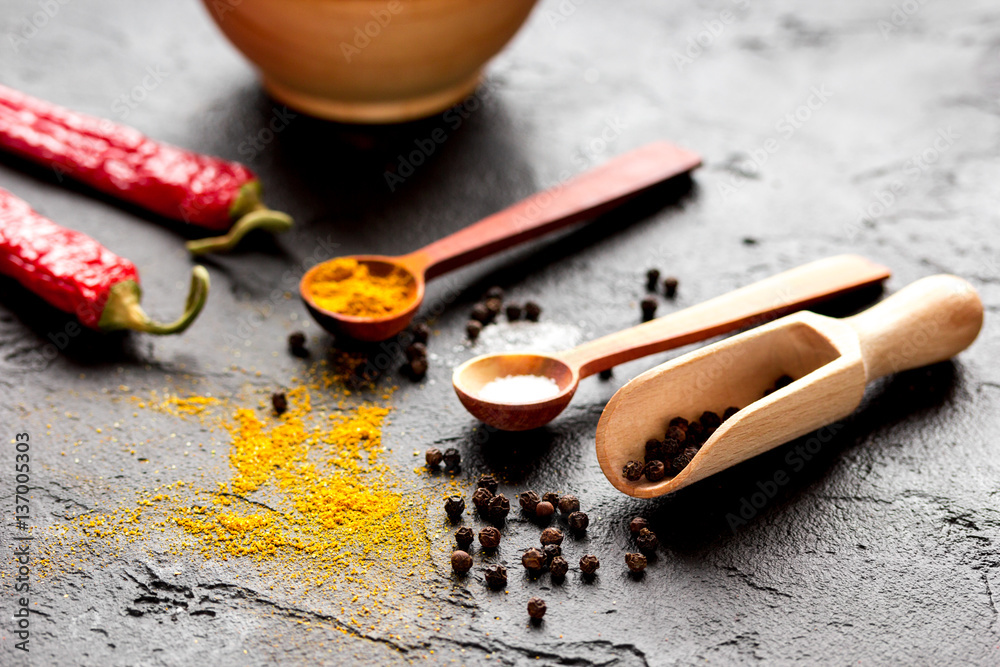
[1,0,999,665]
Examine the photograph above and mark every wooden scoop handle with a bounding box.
[847,274,983,381]
[408,142,701,280]
[561,254,891,377]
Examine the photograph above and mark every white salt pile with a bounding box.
[478,374,561,404]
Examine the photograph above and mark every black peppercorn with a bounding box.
[684,422,705,446]
[527,597,547,620]
[455,526,474,550]
[540,527,564,546]
[542,544,562,562]
[535,501,555,518]
[628,517,648,535]
[522,548,546,572]
[579,554,600,575]
[406,342,427,361]
[669,416,689,430]
[723,406,740,421]
[411,322,431,344]
[484,298,503,321]
[505,303,522,321]
[287,331,309,357]
[699,410,721,430]
[557,495,580,516]
[663,276,678,298]
[479,526,501,549]
[644,460,666,482]
[425,448,443,467]
[451,550,473,574]
[775,374,793,389]
[622,460,644,481]
[477,474,499,494]
[625,552,647,573]
[664,424,686,444]
[444,495,465,520]
[519,490,541,513]
[443,448,461,469]
[466,320,483,341]
[470,303,492,324]
[646,268,660,292]
[407,357,428,380]
[488,493,510,522]
[542,492,560,506]
[644,438,664,463]
[599,368,613,380]
[484,564,507,590]
[671,447,697,475]
[661,435,683,459]
[567,511,589,533]
[271,391,288,416]
[472,487,494,514]
[485,286,504,301]
[549,555,569,579]
[524,301,541,322]
[640,297,657,321]
[636,527,658,555]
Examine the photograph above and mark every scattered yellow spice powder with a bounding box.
[307,257,415,318]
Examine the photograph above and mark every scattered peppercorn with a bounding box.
[484,564,507,590]
[685,422,705,446]
[629,517,649,535]
[700,410,721,430]
[625,552,647,573]
[485,286,504,301]
[451,550,473,574]
[599,368,613,380]
[472,487,494,514]
[522,548,546,572]
[519,490,541,513]
[407,357,428,380]
[549,556,569,579]
[455,526,474,550]
[535,501,555,518]
[640,296,657,321]
[540,527,564,546]
[661,435,683,459]
[557,495,580,516]
[444,495,465,520]
[443,448,461,469]
[466,319,483,341]
[723,406,740,421]
[477,474,499,494]
[542,492,560,506]
[287,331,309,357]
[411,322,430,344]
[636,527,658,555]
[743,237,758,245]
[488,493,510,522]
[644,460,666,482]
[622,460,644,481]
[527,597,547,620]
[425,448,443,467]
[646,268,660,292]
[406,342,427,361]
[478,526,501,549]
[271,391,288,416]
[567,511,589,533]
[645,438,664,463]
[524,301,541,322]
[542,544,562,562]
[505,303,522,321]
[579,554,600,575]
[671,447,697,475]
[484,298,503,321]
[663,276,678,298]
[470,302,492,324]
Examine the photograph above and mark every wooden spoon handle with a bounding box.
[561,254,891,378]
[846,274,983,381]
[408,142,701,280]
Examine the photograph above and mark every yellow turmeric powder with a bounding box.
[308,257,415,318]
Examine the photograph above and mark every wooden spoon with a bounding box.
[300,141,701,341]
[453,255,891,431]
[596,274,983,498]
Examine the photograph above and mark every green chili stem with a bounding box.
[186,181,293,255]
[98,266,210,335]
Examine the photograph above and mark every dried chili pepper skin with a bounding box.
[0,188,209,334]
[0,84,291,254]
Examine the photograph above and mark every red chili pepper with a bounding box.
[0,83,291,255]
[0,187,209,334]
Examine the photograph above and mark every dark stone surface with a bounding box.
[2,0,999,665]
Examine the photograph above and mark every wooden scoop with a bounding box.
[596,274,984,498]
[300,141,701,342]
[453,255,891,431]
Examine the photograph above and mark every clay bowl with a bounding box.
[199,0,540,123]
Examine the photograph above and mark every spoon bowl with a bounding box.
[453,353,578,431]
